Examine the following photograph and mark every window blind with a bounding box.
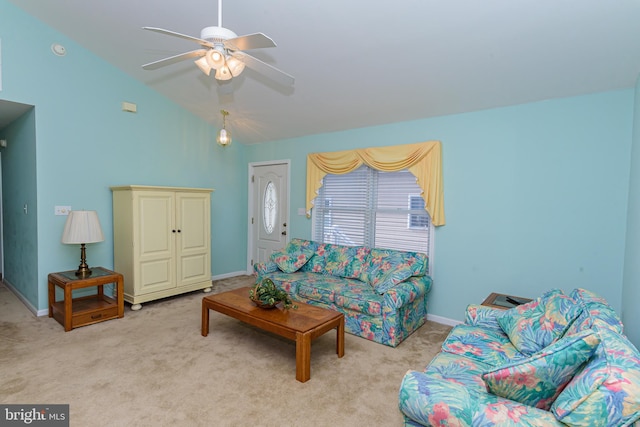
[313,166,433,257]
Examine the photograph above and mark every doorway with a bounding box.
[247,161,290,272]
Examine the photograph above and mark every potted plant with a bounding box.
[249,278,297,309]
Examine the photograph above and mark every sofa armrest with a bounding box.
[464,304,503,330]
[399,370,474,427]
[253,261,278,276]
[384,276,431,309]
[400,370,567,427]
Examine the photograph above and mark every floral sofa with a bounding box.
[398,288,640,426]
[253,238,432,347]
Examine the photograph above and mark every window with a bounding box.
[408,195,429,229]
[263,181,277,234]
[312,166,434,263]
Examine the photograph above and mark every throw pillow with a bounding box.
[496,289,582,355]
[324,245,371,278]
[564,288,624,336]
[551,328,640,426]
[270,239,317,273]
[359,249,413,294]
[482,329,600,411]
[299,243,329,273]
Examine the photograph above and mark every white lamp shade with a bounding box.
[61,210,104,244]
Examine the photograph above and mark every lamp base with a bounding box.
[75,266,92,277]
[75,243,93,277]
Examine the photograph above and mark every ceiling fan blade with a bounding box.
[143,27,214,49]
[224,33,276,51]
[142,49,207,70]
[230,51,295,86]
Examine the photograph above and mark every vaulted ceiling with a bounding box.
[7,0,640,144]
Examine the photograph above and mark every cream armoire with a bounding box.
[111,185,213,310]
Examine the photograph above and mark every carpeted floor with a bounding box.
[0,275,451,426]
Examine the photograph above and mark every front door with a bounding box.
[250,162,289,269]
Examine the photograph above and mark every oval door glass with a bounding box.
[263,181,277,234]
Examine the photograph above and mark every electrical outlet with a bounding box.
[55,206,72,216]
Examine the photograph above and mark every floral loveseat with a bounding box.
[399,288,640,426]
[253,238,432,347]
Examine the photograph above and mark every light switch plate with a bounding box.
[55,206,71,216]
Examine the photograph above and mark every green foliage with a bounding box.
[249,278,298,309]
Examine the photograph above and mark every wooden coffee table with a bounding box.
[202,287,345,383]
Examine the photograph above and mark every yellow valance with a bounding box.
[306,141,445,226]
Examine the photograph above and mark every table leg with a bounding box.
[64,285,73,332]
[116,276,124,318]
[48,280,55,318]
[296,331,312,382]
[201,301,210,337]
[336,316,345,358]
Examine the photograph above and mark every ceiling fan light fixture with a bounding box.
[217,110,232,147]
[206,48,226,69]
[141,0,294,86]
[194,56,212,76]
[226,55,245,76]
[214,66,233,81]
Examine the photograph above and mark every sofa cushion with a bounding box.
[296,274,345,304]
[295,274,384,316]
[324,245,371,278]
[496,289,582,355]
[551,328,640,427]
[270,238,317,273]
[359,248,428,294]
[441,324,527,367]
[482,329,600,411]
[471,392,567,426]
[565,288,624,336]
[423,351,493,392]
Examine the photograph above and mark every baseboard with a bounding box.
[2,278,48,317]
[212,271,252,281]
[427,313,462,327]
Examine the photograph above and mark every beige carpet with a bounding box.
[0,276,451,427]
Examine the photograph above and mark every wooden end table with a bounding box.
[481,292,532,310]
[48,267,124,331]
[202,287,344,383]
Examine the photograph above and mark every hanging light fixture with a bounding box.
[217,110,232,147]
[194,48,227,76]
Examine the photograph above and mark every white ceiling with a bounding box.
[6,0,640,144]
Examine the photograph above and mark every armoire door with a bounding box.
[135,192,176,294]
[175,192,211,287]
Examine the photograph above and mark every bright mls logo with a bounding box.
[1,405,69,426]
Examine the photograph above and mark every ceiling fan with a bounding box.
[141,0,294,86]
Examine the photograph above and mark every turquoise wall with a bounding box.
[1,0,637,335]
[247,90,634,323]
[622,76,640,348]
[0,0,248,312]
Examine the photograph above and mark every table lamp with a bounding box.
[61,210,104,277]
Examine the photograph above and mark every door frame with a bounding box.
[247,160,291,273]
